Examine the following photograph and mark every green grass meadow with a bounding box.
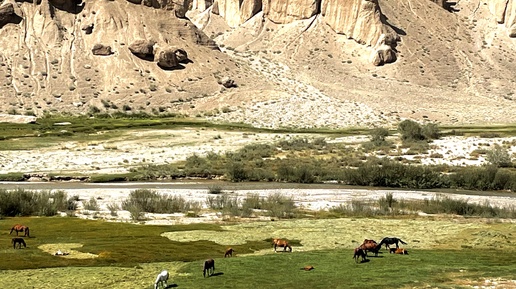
[1,217,516,288]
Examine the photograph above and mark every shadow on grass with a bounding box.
[211,272,224,277]
[164,284,178,288]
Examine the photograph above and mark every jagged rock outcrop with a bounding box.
[92,44,113,56]
[191,0,398,62]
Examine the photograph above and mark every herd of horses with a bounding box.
[8,223,406,287]
[353,237,409,263]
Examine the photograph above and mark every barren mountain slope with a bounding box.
[0,0,274,119]
[193,0,516,127]
[0,0,515,128]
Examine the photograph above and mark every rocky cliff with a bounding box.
[0,0,515,128]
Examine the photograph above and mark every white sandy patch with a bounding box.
[38,243,98,259]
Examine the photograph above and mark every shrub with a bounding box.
[398,120,440,142]
[398,120,425,142]
[0,189,70,217]
[122,189,192,214]
[369,127,390,146]
[486,144,512,168]
[84,197,100,211]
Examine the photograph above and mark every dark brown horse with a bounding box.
[224,247,235,258]
[272,238,292,252]
[203,259,215,277]
[359,239,380,257]
[10,224,30,237]
[353,247,367,263]
[378,237,407,249]
[12,237,26,249]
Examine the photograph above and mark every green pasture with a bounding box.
[1,217,516,288]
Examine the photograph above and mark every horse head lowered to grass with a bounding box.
[359,239,380,257]
[10,224,30,237]
[11,237,26,249]
[378,237,407,249]
[203,259,215,278]
[154,270,169,289]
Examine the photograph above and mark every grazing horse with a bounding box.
[154,270,169,289]
[203,259,215,278]
[302,265,315,271]
[10,224,30,237]
[12,237,26,249]
[359,239,380,257]
[272,238,292,252]
[224,247,235,258]
[390,248,409,255]
[378,237,407,249]
[353,247,367,263]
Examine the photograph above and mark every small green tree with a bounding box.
[398,120,440,142]
[398,120,425,141]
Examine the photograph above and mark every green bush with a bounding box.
[398,120,425,142]
[398,120,440,142]
[369,127,390,147]
[0,189,70,216]
[122,189,193,214]
[486,144,512,168]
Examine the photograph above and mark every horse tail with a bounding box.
[9,227,14,235]
[399,239,407,245]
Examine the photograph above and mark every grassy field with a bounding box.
[1,216,516,288]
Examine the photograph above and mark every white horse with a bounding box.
[154,270,169,289]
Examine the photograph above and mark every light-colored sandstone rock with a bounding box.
[322,0,391,47]
[129,39,156,59]
[263,0,318,24]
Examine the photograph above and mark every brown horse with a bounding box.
[390,248,409,255]
[12,237,26,249]
[359,239,380,257]
[224,247,235,258]
[203,259,215,277]
[353,247,367,263]
[301,265,315,271]
[10,224,30,237]
[272,238,292,253]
